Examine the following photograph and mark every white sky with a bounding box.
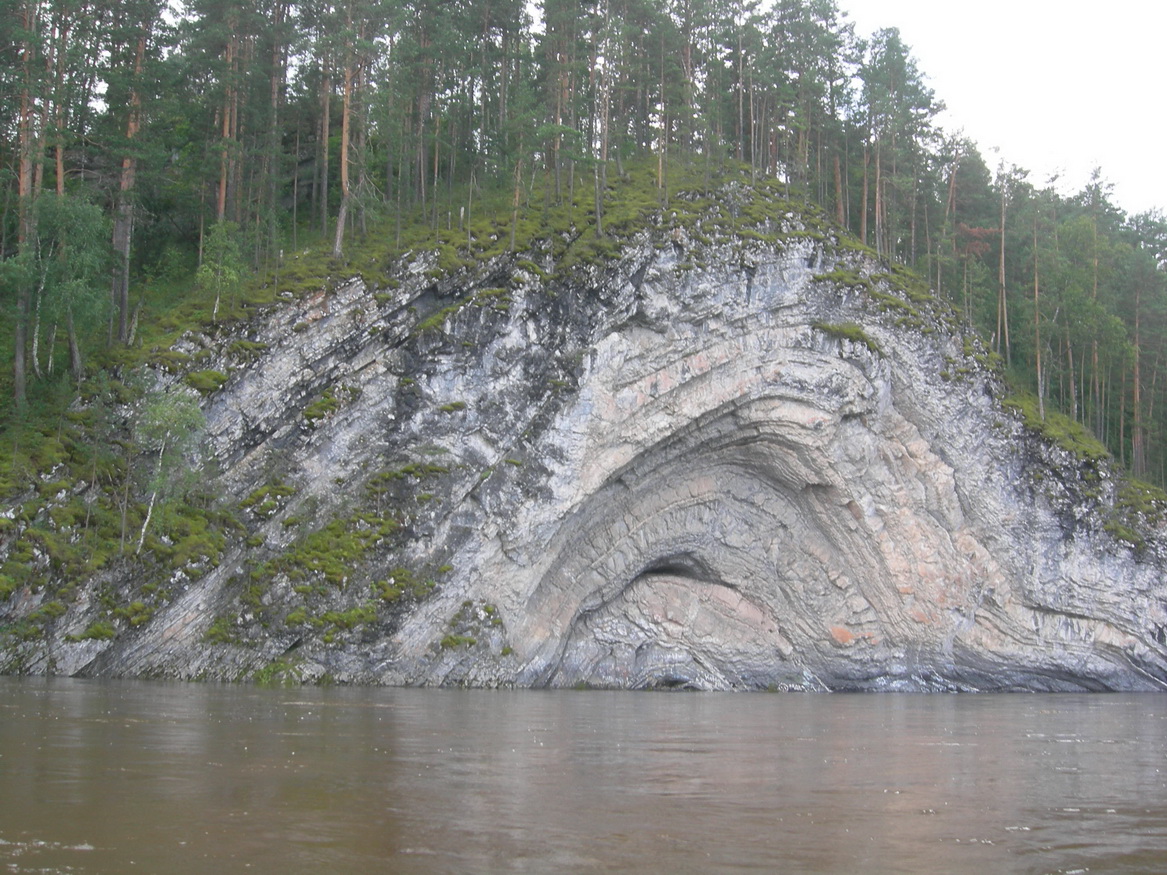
[841,0,1167,217]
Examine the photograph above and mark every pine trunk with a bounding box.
[997,182,1010,365]
[332,33,353,259]
[112,25,148,344]
[14,1,37,407]
[216,34,236,221]
[1133,282,1146,476]
[1033,211,1043,419]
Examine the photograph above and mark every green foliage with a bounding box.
[373,581,403,602]
[813,268,872,292]
[1103,477,1167,550]
[303,389,341,423]
[4,8,1167,676]
[1114,477,1167,523]
[416,303,466,334]
[868,288,921,328]
[883,265,935,306]
[319,604,377,631]
[2,621,44,643]
[196,221,244,322]
[228,340,270,362]
[0,384,222,591]
[1103,519,1144,550]
[1003,393,1110,462]
[133,387,207,540]
[0,0,1161,509]
[145,503,230,570]
[136,388,205,458]
[303,386,358,424]
[65,620,117,642]
[112,601,154,627]
[473,287,510,303]
[186,370,228,394]
[0,194,113,376]
[252,657,304,686]
[241,482,296,517]
[252,513,399,591]
[440,597,505,655]
[204,615,238,645]
[812,322,882,356]
[28,601,67,625]
[440,634,477,649]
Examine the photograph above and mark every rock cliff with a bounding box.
[5,189,1167,690]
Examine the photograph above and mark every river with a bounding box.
[1,678,1164,873]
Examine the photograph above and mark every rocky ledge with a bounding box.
[5,193,1167,690]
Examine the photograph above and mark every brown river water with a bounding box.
[1,678,1165,873]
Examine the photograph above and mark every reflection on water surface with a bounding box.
[1,678,1165,873]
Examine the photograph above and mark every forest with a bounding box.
[3,0,1167,485]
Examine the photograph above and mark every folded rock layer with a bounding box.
[6,200,1167,690]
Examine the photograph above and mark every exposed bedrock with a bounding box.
[379,236,1167,691]
[8,210,1167,690]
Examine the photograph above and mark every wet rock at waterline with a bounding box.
[4,202,1167,690]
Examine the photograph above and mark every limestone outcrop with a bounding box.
[5,194,1167,690]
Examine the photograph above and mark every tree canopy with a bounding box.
[3,0,1167,483]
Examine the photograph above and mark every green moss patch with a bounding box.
[203,614,238,644]
[303,388,340,423]
[65,620,117,642]
[241,482,296,517]
[813,321,882,356]
[813,268,870,291]
[1004,393,1109,462]
[186,370,229,394]
[416,301,467,334]
[112,600,154,627]
[440,633,477,649]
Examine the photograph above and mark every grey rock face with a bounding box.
[8,212,1167,690]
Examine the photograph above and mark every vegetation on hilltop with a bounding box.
[2,0,1166,487]
[6,0,1167,679]
[0,158,838,655]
